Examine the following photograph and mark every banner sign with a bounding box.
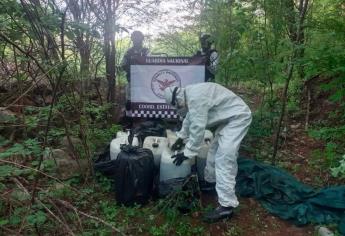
[130,56,205,118]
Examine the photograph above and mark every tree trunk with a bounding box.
[80,46,91,93]
[272,0,309,164]
[104,0,117,122]
[305,85,311,130]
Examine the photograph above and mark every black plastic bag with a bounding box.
[159,178,186,197]
[114,145,155,206]
[93,145,117,179]
[133,121,166,143]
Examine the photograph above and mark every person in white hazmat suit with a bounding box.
[164,83,252,222]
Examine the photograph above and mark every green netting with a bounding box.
[236,158,345,234]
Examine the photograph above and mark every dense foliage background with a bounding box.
[0,0,344,235]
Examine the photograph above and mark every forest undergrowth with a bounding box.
[1,0,344,235]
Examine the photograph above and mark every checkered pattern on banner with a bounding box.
[129,110,178,119]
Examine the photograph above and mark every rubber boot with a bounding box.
[203,205,234,223]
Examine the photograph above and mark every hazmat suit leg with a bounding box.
[205,115,252,208]
[204,129,221,183]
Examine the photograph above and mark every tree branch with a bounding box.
[0,32,51,82]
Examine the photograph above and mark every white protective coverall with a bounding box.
[166,83,252,208]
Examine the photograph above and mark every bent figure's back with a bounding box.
[185,82,251,127]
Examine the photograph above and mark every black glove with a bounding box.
[171,153,188,166]
[171,138,185,151]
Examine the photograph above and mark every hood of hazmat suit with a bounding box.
[164,86,187,119]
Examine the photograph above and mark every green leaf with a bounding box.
[0,183,5,191]
[9,215,21,226]
[11,189,30,201]
[27,210,47,226]
[0,136,10,147]
[0,219,9,226]
[0,143,26,158]
[0,165,31,177]
[0,139,42,159]
[0,165,18,177]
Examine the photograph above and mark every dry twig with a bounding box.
[12,178,76,236]
[0,159,80,194]
[56,199,126,236]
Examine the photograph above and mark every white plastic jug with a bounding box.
[161,129,213,182]
[166,129,178,148]
[159,148,193,182]
[166,129,213,147]
[116,131,128,139]
[143,136,168,167]
[196,138,212,181]
[110,135,139,160]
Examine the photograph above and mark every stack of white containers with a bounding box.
[112,129,214,182]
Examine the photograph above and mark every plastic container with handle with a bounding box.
[143,136,168,167]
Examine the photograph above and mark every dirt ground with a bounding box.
[192,172,315,236]
[202,197,314,236]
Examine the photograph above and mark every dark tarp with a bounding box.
[236,158,345,234]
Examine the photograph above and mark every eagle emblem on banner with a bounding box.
[151,69,181,99]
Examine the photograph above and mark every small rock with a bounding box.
[304,177,312,182]
[57,158,89,180]
[46,148,89,179]
[260,150,268,156]
[45,95,53,104]
[0,107,16,122]
[316,226,334,236]
[33,95,53,106]
[60,136,82,150]
[43,147,53,159]
[52,149,71,160]
[192,211,201,218]
[53,183,65,190]
[290,124,301,129]
[249,198,256,206]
